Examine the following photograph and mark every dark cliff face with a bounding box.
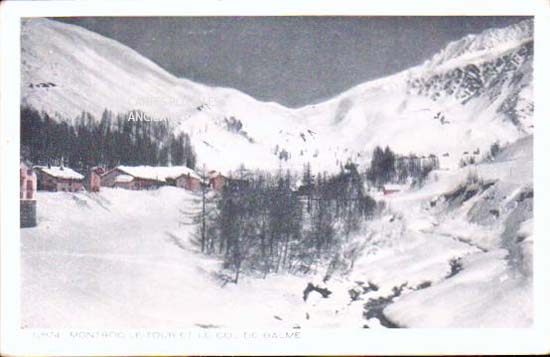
[406,40,533,131]
[407,41,532,103]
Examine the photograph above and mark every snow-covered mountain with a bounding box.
[21,18,309,172]
[296,19,533,169]
[21,18,533,172]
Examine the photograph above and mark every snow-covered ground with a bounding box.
[21,187,362,328]
[379,136,533,327]
[21,136,532,328]
[22,188,299,328]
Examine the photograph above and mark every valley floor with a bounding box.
[21,141,533,328]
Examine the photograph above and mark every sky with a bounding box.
[56,16,529,108]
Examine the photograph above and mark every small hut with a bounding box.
[101,165,200,191]
[173,170,202,192]
[34,165,84,192]
[208,171,225,192]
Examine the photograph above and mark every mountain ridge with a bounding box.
[21,18,533,172]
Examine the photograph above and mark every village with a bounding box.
[20,143,454,229]
[20,156,418,229]
[19,160,232,228]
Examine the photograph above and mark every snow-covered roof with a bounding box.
[35,166,84,180]
[116,165,201,182]
[115,174,134,183]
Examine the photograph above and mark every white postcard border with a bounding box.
[1,0,549,355]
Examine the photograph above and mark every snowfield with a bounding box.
[22,187,309,328]
[21,135,533,328]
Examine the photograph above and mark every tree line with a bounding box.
[194,146,442,284]
[195,163,383,284]
[366,146,440,187]
[21,105,196,171]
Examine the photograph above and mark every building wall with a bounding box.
[101,168,126,187]
[35,170,57,191]
[133,178,162,190]
[20,200,37,228]
[93,173,101,190]
[35,170,83,192]
[84,172,101,192]
[176,175,201,191]
[209,175,224,191]
[55,179,83,192]
[114,180,136,190]
[20,164,36,200]
[102,169,162,190]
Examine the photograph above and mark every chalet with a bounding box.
[114,175,136,190]
[101,165,201,191]
[101,166,162,190]
[20,161,37,228]
[208,170,225,191]
[83,167,102,192]
[173,172,202,191]
[208,170,250,193]
[34,165,84,192]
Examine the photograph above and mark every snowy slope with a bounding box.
[20,187,375,328]
[21,136,533,328]
[296,19,533,169]
[21,188,304,328]
[21,18,312,173]
[367,136,533,327]
[21,18,533,172]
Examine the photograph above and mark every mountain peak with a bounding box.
[427,19,533,68]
